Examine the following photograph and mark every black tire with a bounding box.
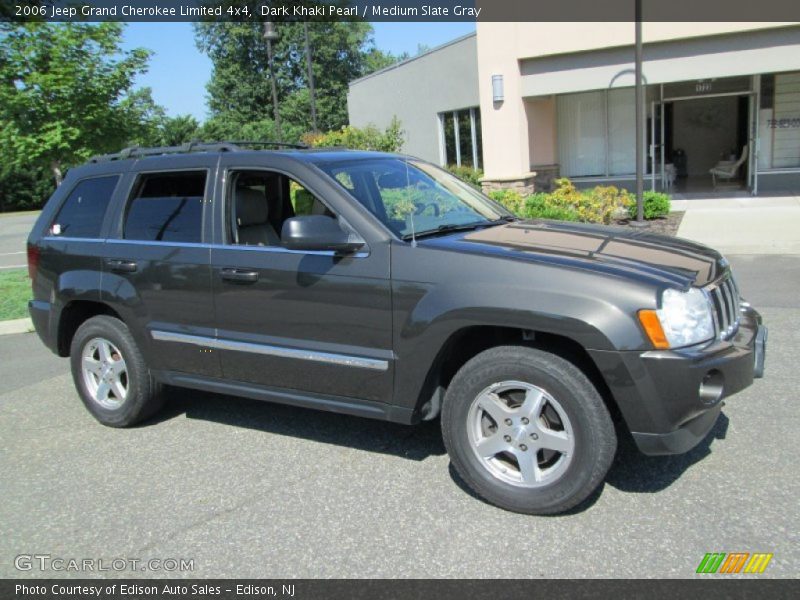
[441,345,616,515]
[69,315,164,427]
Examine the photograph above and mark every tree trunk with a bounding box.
[51,161,63,188]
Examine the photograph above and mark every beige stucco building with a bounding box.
[348,23,800,195]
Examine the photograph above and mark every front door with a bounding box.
[209,158,393,403]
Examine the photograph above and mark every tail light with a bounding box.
[27,243,40,281]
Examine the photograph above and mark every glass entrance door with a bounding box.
[747,91,759,195]
[649,100,665,191]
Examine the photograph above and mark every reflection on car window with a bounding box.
[290,181,334,218]
[51,176,119,238]
[124,171,206,243]
[318,158,508,238]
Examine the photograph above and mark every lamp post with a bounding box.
[631,0,648,227]
[263,21,282,140]
[304,22,318,132]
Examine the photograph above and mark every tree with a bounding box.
[0,22,154,191]
[194,13,405,141]
[154,115,201,147]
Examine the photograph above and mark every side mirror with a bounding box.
[281,215,365,254]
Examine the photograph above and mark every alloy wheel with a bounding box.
[466,380,575,487]
[80,337,129,409]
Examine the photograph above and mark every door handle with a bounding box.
[221,268,259,283]
[105,259,138,273]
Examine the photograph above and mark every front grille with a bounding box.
[707,276,741,340]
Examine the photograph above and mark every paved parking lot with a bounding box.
[0,212,37,270]
[0,255,797,578]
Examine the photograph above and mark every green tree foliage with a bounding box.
[0,22,155,209]
[153,115,202,147]
[194,13,401,141]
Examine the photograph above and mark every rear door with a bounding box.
[209,154,394,404]
[30,168,124,349]
[102,155,220,377]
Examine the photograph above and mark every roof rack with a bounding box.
[89,140,308,163]
[225,141,308,150]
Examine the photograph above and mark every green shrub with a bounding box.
[522,193,580,221]
[488,189,525,215]
[302,117,404,152]
[628,191,671,220]
[488,178,632,224]
[446,165,484,189]
[545,179,632,225]
[584,184,634,224]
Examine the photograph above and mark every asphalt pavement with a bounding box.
[0,255,797,578]
[0,212,37,270]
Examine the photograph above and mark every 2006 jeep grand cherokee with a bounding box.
[27,143,767,514]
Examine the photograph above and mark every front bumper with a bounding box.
[589,306,765,456]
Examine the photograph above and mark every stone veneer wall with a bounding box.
[530,165,560,192]
[480,166,562,195]
[480,172,538,196]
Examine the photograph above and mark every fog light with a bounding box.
[699,369,724,404]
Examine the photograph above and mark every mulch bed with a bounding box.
[613,211,685,237]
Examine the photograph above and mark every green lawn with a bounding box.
[0,269,31,321]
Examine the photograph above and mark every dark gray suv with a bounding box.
[27,143,767,514]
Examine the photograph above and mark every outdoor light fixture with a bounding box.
[263,21,279,42]
[492,74,504,103]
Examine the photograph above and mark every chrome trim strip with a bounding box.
[206,243,369,258]
[42,236,104,243]
[42,236,368,257]
[704,274,741,341]
[106,238,209,249]
[150,330,389,371]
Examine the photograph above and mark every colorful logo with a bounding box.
[696,552,773,574]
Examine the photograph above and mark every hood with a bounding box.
[418,219,726,288]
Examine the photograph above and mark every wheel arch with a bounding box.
[413,325,622,427]
[57,300,124,357]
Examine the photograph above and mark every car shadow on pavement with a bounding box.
[150,386,446,461]
[605,411,730,493]
[448,412,729,515]
[446,462,608,515]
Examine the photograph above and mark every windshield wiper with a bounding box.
[402,221,492,241]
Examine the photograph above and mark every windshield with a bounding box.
[317,158,512,239]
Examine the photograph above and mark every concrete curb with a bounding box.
[0,318,33,336]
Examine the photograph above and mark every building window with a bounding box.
[557,89,636,177]
[440,107,482,170]
[759,72,800,170]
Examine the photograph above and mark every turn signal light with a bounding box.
[638,309,670,349]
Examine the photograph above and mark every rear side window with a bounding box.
[124,171,206,243]
[50,176,119,238]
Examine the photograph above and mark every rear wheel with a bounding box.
[70,315,164,427]
[442,346,616,514]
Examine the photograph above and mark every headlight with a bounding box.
[639,287,715,349]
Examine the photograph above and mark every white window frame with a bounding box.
[438,107,482,170]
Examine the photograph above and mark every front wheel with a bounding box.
[441,346,616,514]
